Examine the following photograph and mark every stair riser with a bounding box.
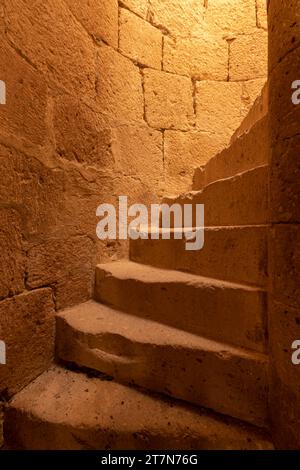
[130,226,268,288]
[56,317,269,428]
[162,166,268,228]
[193,118,268,191]
[94,268,267,353]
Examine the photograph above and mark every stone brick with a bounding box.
[269,300,300,449]
[4,0,96,99]
[256,0,268,29]
[97,44,144,123]
[164,35,228,80]
[53,94,114,168]
[268,0,300,71]
[144,69,194,130]
[269,225,300,309]
[112,125,163,187]
[27,236,95,310]
[204,0,257,35]
[0,208,24,300]
[149,0,205,37]
[241,78,266,116]
[164,130,226,192]
[229,32,268,80]
[0,42,47,146]
[64,0,118,47]
[196,81,243,137]
[0,288,55,396]
[122,0,149,18]
[119,8,162,69]
[0,145,65,239]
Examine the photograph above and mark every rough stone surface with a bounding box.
[203,0,257,35]
[0,42,47,146]
[230,32,268,81]
[27,236,95,310]
[130,225,268,288]
[144,69,194,130]
[256,0,268,29]
[122,0,149,18]
[64,0,118,47]
[4,367,273,450]
[112,125,163,188]
[95,261,267,353]
[0,289,55,397]
[165,165,268,227]
[193,117,268,190]
[4,0,96,99]
[53,94,114,168]
[164,130,227,192]
[148,0,205,37]
[57,301,269,426]
[164,35,228,80]
[97,44,144,123]
[196,81,243,137]
[120,8,162,69]
[0,207,25,300]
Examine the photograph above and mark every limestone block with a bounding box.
[144,69,194,130]
[148,0,205,37]
[0,208,25,300]
[120,8,162,69]
[268,0,300,71]
[0,289,55,396]
[269,225,300,309]
[53,94,114,168]
[196,81,243,136]
[64,0,118,47]
[112,125,163,185]
[256,0,268,29]
[97,44,144,123]
[27,236,95,310]
[0,41,47,145]
[164,35,228,80]
[122,0,149,18]
[203,0,257,35]
[0,145,65,239]
[164,130,225,191]
[4,0,96,99]
[230,31,268,80]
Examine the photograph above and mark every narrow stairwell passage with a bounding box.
[3,88,273,449]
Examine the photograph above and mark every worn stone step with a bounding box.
[193,117,268,191]
[95,261,267,353]
[56,301,268,427]
[4,367,273,450]
[130,225,268,288]
[162,165,268,227]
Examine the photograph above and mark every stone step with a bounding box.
[193,117,268,191]
[130,225,268,288]
[94,261,267,353]
[162,165,268,227]
[56,301,268,427]
[4,367,273,450]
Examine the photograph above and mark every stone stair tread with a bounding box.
[97,260,265,293]
[5,366,274,450]
[57,300,267,360]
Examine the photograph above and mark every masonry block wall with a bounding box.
[268,0,300,449]
[0,0,268,441]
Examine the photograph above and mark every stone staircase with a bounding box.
[3,90,273,450]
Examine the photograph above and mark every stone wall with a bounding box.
[0,0,268,416]
[268,0,300,449]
